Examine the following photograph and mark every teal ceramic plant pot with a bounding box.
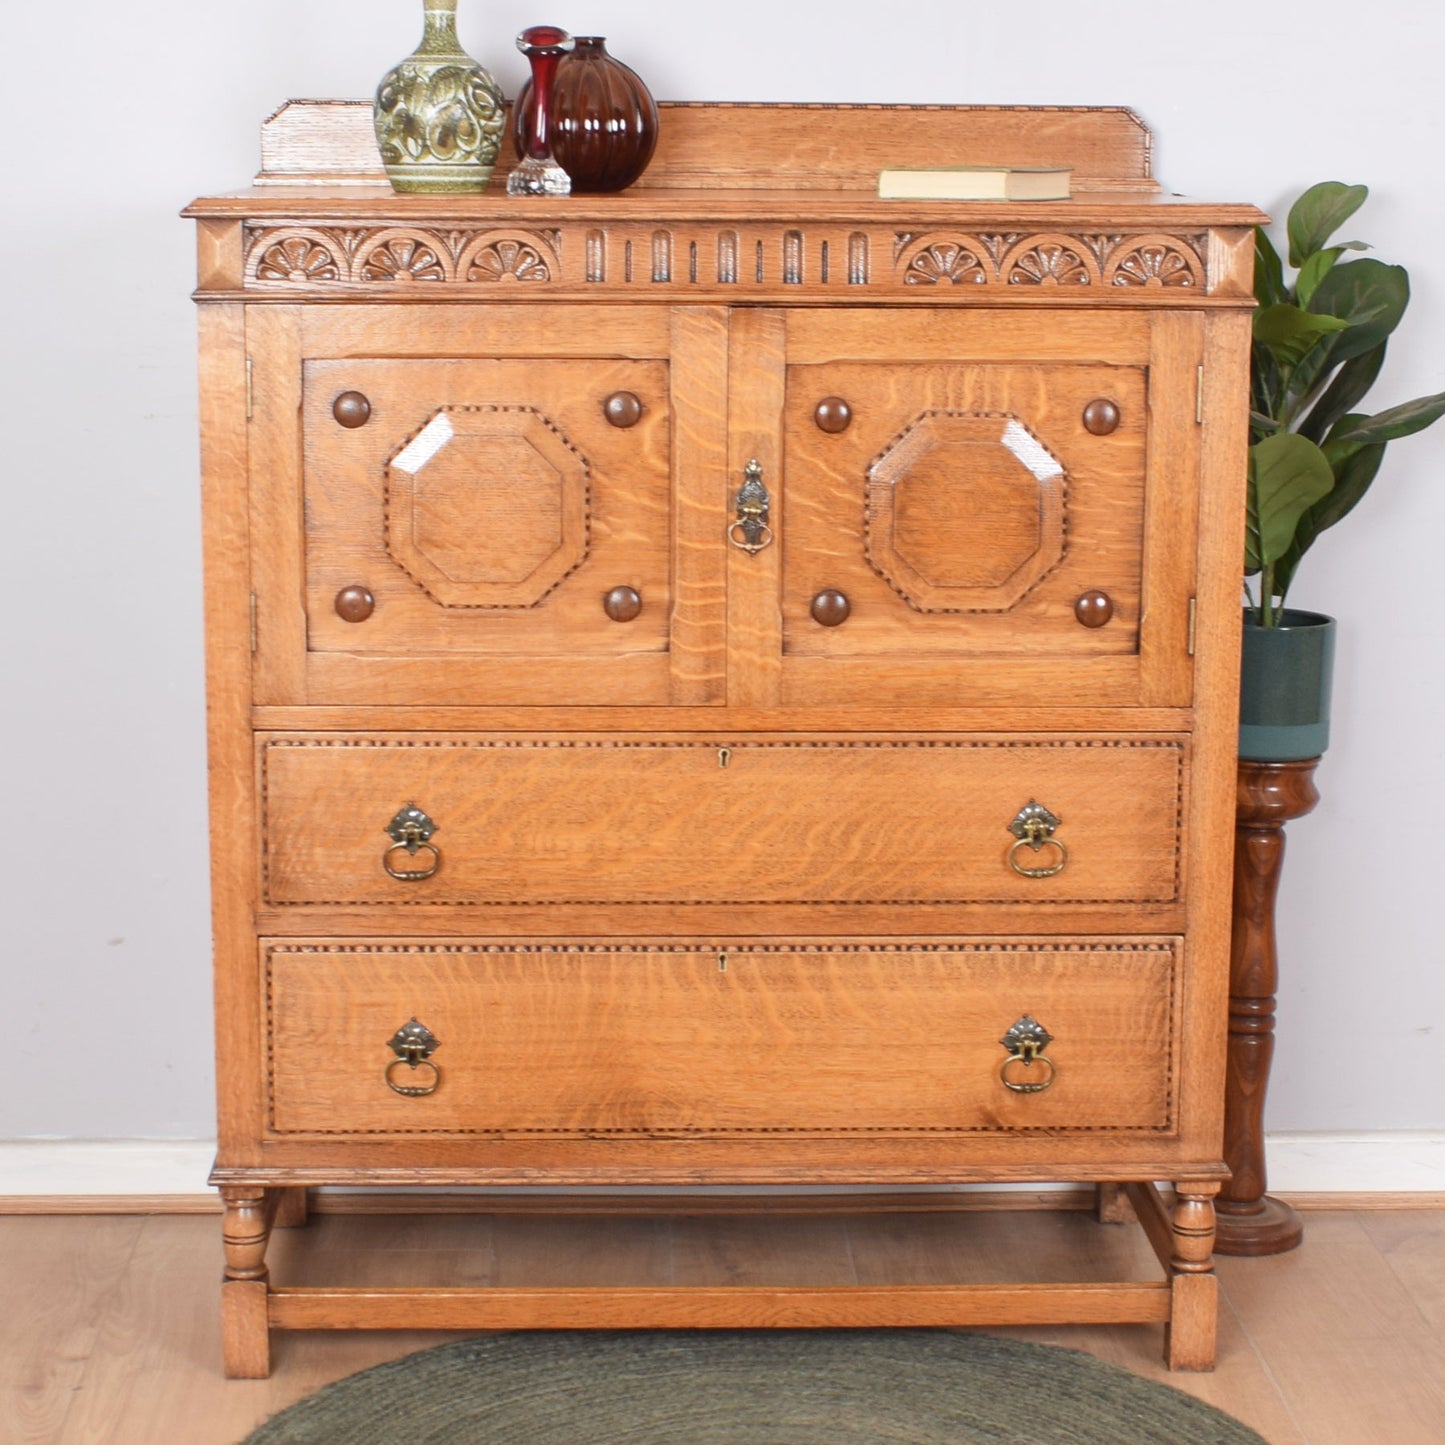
[1239,609,1336,762]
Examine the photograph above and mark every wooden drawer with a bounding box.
[265,939,1182,1137]
[259,734,1186,909]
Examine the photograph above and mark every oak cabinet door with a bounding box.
[249,305,727,707]
[768,310,1203,709]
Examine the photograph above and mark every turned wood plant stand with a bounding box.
[1215,757,1320,1255]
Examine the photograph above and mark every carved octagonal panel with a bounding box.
[866,411,1066,612]
[384,405,590,608]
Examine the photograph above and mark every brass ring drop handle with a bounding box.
[999,1016,1056,1094]
[383,804,441,882]
[728,459,773,554]
[1007,800,1067,878]
[386,1019,440,1097]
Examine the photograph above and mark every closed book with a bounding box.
[877,166,1073,201]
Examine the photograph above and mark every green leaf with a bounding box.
[1297,343,1387,444]
[1253,303,1351,368]
[1295,247,1339,309]
[1254,226,1286,308]
[1307,258,1410,362]
[1294,243,1372,308]
[1302,437,1387,542]
[1329,390,1445,446]
[1246,433,1337,571]
[1287,182,1368,267]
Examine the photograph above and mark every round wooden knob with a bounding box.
[603,392,643,428]
[603,585,642,622]
[814,397,853,433]
[1074,590,1114,628]
[335,585,375,623]
[333,392,372,429]
[810,588,851,626]
[1082,398,1120,436]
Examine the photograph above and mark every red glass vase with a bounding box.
[507,25,573,195]
[513,36,659,193]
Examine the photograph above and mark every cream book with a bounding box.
[877,166,1073,201]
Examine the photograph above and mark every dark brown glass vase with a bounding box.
[513,36,659,192]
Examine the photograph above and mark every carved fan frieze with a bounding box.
[244,225,560,287]
[251,230,346,283]
[892,231,1208,292]
[461,234,555,283]
[1104,233,1208,288]
[1002,235,1100,287]
[902,240,992,286]
[355,230,451,282]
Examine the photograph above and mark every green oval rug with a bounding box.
[242,1330,1267,1444]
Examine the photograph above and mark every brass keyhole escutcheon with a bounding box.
[813,397,853,433]
[728,460,773,554]
[603,586,642,622]
[1082,398,1120,435]
[1074,590,1114,628]
[603,391,643,428]
[335,585,375,623]
[333,391,372,429]
[810,589,851,626]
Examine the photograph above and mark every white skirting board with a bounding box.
[1,1134,1442,1200]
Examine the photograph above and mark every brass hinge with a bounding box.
[246,357,254,420]
[1196,365,1205,425]
[1187,597,1197,656]
[250,593,258,653]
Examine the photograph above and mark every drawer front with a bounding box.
[265,939,1181,1136]
[260,734,1185,908]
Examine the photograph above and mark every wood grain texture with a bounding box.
[1216,758,1320,1255]
[666,307,729,704]
[258,734,1186,908]
[190,102,1257,1373]
[263,1281,1175,1331]
[249,101,1163,192]
[264,940,1181,1138]
[46,1208,1445,1444]
[725,308,786,708]
[198,305,267,1160]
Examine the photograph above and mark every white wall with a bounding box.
[3,0,1442,1150]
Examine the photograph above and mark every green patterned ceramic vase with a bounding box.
[374,0,505,193]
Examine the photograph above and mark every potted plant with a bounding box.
[1244,181,1445,759]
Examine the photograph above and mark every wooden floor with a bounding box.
[3,1202,1443,1444]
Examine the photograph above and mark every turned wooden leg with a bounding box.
[1216,758,1319,1256]
[220,1187,274,1378]
[1164,1185,1218,1372]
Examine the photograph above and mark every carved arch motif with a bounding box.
[1002,235,1100,287]
[250,229,345,283]
[898,236,995,286]
[354,229,454,283]
[1104,233,1206,288]
[459,231,558,283]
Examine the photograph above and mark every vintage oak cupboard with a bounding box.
[187,102,1261,1376]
